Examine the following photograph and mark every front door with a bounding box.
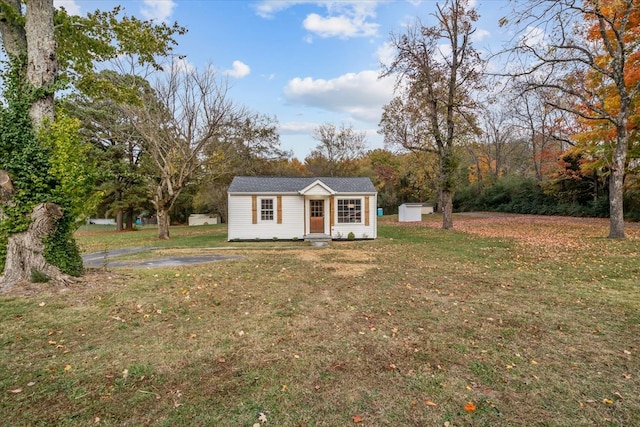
[309,200,324,233]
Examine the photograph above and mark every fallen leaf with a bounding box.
[64,365,72,371]
[189,333,197,339]
[9,388,23,394]
[464,402,476,412]
[603,398,613,405]
[352,414,364,423]
[424,400,438,406]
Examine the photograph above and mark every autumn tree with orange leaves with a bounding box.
[504,0,640,238]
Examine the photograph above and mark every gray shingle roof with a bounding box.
[228,176,376,193]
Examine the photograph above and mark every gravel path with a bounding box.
[82,247,244,269]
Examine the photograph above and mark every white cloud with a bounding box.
[254,0,300,18]
[472,28,490,42]
[170,57,195,74]
[283,70,394,122]
[54,0,81,15]
[521,26,546,48]
[141,0,176,22]
[224,60,251,79]
[376,41,395,67]
[279,121,318,135]
[254,1,381,39]
[303,13,378,38]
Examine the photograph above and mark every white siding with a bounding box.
[330,194,377,239]
[228,192,377,240]
[302,183,333,196]
[228,194,305,240]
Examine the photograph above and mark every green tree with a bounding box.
[0,0,184,289]
[62,71,152,231]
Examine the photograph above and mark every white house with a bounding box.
[227,176,378,241]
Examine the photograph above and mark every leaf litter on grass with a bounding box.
[1,215,640,426]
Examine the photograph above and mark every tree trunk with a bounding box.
[608,130,627,239]
[0,203,71,291]
[125,207,134,230]
[0,0,27,58]
[441,189,454,230]
[25,0,57,126]
[0,0,66,291]
[157,208,170,240]
[115,208,124,231]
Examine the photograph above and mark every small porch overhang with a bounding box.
[298,179,336,196]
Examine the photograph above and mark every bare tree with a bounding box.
[510,88,572,181]
[380,0,484,229]
[127,65,278,239]
[468,105,531,184]
[503,0,640,238]
[306,122,366,177]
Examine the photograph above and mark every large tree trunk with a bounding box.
[0,0,27,57]
[156,208,170,240]
[0,0,67,290]
[608,129,628,239]
[25,0,57,126]
[0,203,71,291]
[115,208,124,231]
[441,189,454,230]
[125,207,134,230]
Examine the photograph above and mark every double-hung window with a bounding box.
[337,199,361,223]
[261,198,274,221]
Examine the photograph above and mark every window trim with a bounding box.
[260,197,275,221]
[336,198,362,224]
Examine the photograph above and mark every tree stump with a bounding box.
[0,202,72,291]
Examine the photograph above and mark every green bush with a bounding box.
[454,175,612,219]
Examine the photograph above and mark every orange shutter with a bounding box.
[330,197,335,227]
[277,196,282,224]
[365,196,370,226]
[251,195,257,224]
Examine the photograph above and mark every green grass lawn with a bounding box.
[1,218,639,426]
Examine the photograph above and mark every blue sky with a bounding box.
[55,0,512,159]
